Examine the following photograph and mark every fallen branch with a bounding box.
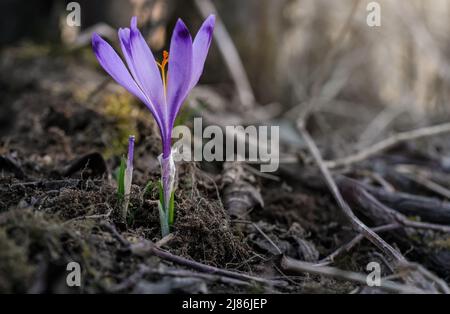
[398,169,450,200]
[338,176,450,233]
[358,181,450,225]
[281,256,427,294]
[325,122,450,169]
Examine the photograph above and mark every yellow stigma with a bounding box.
[157,50,169,95]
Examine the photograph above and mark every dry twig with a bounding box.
[316,223,401,266]
[356,181,450,225]
[395,165,450,199]
[281,256,427,294]
[325,122,450,169]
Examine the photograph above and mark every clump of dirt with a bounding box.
[41,187,115,220]
[4,92,107,160]
[255,184,350,255]
[0,179,29,211]
[124,165,251,267]
[172,192,250,267]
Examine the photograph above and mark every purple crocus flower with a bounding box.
[92,15,215,236]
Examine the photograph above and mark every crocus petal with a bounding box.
[92,33,148,106]
[118,26,164,126]
[118,28,139,83]
[129,17,165,112]
[166,19,193,132]
[190,15,215,90]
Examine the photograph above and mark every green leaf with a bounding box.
[142,180,154,196]
[168,190,175,225]
[158,180,164,205]
[117,156,126,200]
[157,180,176,229]
[158,201,170,237]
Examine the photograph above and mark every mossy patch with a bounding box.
[101,92,140,159]
[0,228,34,293]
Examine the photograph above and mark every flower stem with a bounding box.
[158,201,170,237]
[159,151,176,237]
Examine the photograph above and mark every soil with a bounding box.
[1,45,449,294]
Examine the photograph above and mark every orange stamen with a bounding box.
[157,50,169,95]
